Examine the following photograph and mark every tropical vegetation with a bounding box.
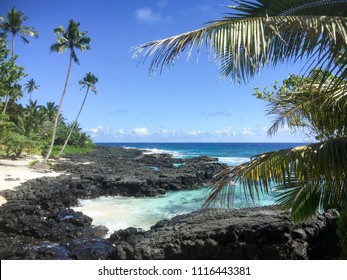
[0,6,38,114]
[0,8,95,160]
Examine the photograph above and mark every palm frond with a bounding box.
[133,1,347,84]
[205,137,347,221]
[53,25,66,35]
[20,35,30,44]
[20,26,39,39]
[50,42,66,54]
[71,49,79,64]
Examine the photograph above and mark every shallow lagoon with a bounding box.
[74,186,275,235]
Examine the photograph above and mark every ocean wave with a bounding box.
[125,147,183,158]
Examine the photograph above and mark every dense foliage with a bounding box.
[0,8,95,159]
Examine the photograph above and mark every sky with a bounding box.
[1,0,308,143]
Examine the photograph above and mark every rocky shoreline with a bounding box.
[0,146,340,259]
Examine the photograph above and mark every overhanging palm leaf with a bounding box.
[205,138,347,222]
[133,0,347,83]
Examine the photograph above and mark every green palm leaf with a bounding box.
[133,0,347,83]
[205,138,347,222]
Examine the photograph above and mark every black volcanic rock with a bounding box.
[107,207,340,260]
[0,146,341,260]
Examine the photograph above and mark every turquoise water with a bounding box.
[74,142,302,234]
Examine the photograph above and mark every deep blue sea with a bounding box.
[74,142,303,234]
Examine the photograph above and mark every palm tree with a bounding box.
[24,78,39,101]
[57,72,98,157]
[133,0,347,222]
[44,19,91,162]
[41,101,59,123]
[0,7,39,57]
[0,7,38,113]
[133,0,347,84]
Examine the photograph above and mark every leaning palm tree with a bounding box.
[57,72,98,157]
[0,6,38,114]
[44,20,91,162]
[24,78,39,101]
[205,72,347,222]
[133,0,347,85]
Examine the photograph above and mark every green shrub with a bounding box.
[47,143,96,158]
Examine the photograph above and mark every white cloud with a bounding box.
[116,128,126,135]
[243,127,256,136]
[135,7,161,24]
[130,127,151,136]
[214,127,236,137]
[83,126,112,140]
[156,129,179,138]
[187,130,204,136]
[85,124,305,143]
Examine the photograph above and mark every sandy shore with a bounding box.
[0,156,63,206]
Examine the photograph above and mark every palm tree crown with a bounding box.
[50,19,91,64]
[24,78,39,101]
[79,72,98,93]
[0,6,39,57]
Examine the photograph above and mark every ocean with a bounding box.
[74,142,303,234]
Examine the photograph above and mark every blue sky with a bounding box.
[1,0,308,143]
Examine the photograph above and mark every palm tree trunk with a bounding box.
[11,33,15,58]
[57,87,90,157]
[3,34,16,115]
[44,50,73,162]
[2,95,9,114]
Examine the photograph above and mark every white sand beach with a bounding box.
[0,157,63,206]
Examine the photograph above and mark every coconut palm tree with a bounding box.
[0,7,38,113]
[44,19,91,162]
[57,72,98,157]
[133,0,347,85]
[0,7,39,57]
[24,78,39,101]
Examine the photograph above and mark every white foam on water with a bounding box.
[122,146,183,158]
[141,148,182,158]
